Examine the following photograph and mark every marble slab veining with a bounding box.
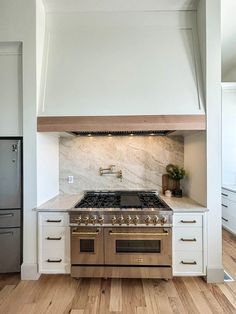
[59,136,184,194]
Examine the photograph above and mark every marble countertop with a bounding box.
[36,192,207,213]
[222,185,236,193]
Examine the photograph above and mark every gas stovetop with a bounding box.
[70,191,172,227]
[75,191,169,209]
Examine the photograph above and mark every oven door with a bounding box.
[104,227,171,266]
[71,227,104,265]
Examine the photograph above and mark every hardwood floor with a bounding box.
[0,229,236,314]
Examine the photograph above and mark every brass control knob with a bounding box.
[145,215,151,225]
[98,216,104,225]
[125,215,132,225]
[90,215,97,225]
[153,215,159,225]
[160,216,167,225]
[118,215,124,225]
[75,216,82,224]
[133,215,139,225]
[111,216,117,225]
[83,216,89,225]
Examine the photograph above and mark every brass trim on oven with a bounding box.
[108,231,169,236]
[72,230,100,236]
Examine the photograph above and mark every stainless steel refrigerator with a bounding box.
[0,138,22,273]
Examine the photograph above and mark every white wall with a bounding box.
[38,11,204,116]
[222,85,236,185]
[37,133,59,206]
[184,132,206,206]
[0,42,23,136]
[0,0,38,279]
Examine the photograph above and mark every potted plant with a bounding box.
[166,164,186,198]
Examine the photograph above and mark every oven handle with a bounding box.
[72,230,100,236]
[108,231,169,236]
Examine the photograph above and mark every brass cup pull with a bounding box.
[180,238,196,242]
[46,219,62,223]
[109,231,169,236]
[47,259,62,263]
[180,220,196,224]
[72,230,100,236]
[46,237,62,241]
[181,261,197,265]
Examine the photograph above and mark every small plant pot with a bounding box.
[174,189,182,198]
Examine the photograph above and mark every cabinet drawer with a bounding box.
[174,228,202,251]
[222,198,236,219]
[222,207,236,234]
[0,210,21,228]
[174,251,203,275]
[40,260,70,274]
[38,212,69,227]
[222,188,236,203]
[173,214,202,227]
[41,226,70,252]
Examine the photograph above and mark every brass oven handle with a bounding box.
[181,261,197,265]
[180,220,196,224]
[180,238,196,242]
[72,230,100,235]
[109,231,169,236]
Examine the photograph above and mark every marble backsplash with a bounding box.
[59,135,184,194]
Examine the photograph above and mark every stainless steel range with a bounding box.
[69,191,173,279]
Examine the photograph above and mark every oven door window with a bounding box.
[80,239,95,253]
[116,240,161,253]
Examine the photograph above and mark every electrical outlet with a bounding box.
[68,175,74,184]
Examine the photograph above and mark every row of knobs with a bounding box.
[74,215,167,225]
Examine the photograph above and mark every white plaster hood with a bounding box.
[38,2,205,117]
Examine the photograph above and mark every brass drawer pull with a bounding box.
[46,219,62,223]
[109,231,169,236]
[181,261,197,265]
[180,220,197,224]
[221,204,228,208]
[72,230,100,236]
[180,238,196,242]
[222,217,229,222]
[46,237,62,241]
[221,193,228,197]
[47,259,62,263]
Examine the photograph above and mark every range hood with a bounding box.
[37,115,206,133]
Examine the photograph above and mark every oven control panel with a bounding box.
[70,212,172,227]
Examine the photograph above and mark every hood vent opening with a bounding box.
[68,130,174,137]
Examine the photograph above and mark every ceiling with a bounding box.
[222,0,236,81]
[43,0,199,12]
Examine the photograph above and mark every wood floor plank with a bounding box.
[109,278,122,312]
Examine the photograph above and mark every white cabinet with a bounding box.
[38,212,70,274]
[222,188,236,235]
[173,213,206,276]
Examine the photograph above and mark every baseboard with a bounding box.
[21,263,40,280]
[205,266,224,283]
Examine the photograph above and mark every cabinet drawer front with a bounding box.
[222,198,236,219]
[222,188,236,203]
[174,228,202,251]
[41,227,70,252]
[40,261,70,274]
[222,208,236,234]
[0,210,21,228]
[39,212,69,227]
[174,251,203,274]
[173,214,202,227]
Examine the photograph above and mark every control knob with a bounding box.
[118,215,124,225]
[125,215,132,225]
[153,215,159,225]
[133,215,139,225]
[111,215,117,225]
[98,216,104,225]
[145,215,151,225]
[90,215,97,225]
[83,216,89,225]
[75,216,82,224]
[159,216,168,225]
